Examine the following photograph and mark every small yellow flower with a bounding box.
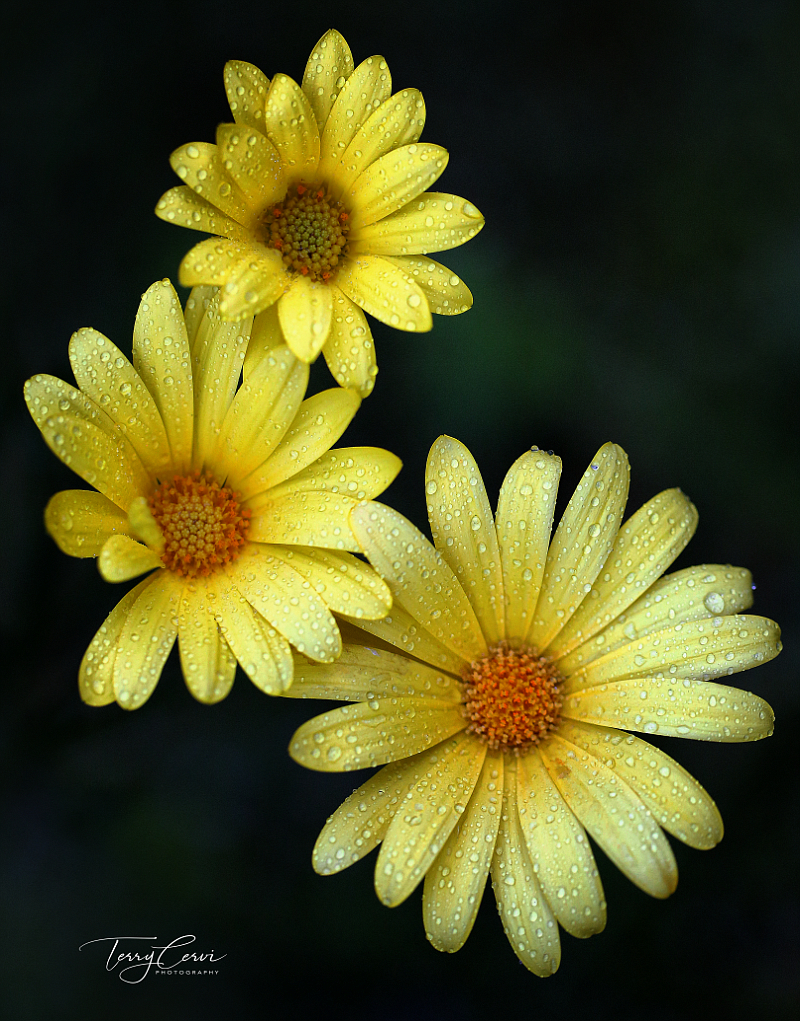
[155,29,485,396]
[24,280,400,709]
[287,436,780,974]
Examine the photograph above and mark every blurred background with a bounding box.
[3,0,798,1017]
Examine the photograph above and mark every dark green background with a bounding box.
[4,0,798,1017]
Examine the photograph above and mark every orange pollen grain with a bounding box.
[259,180,350,282]
[461,644,563,752]
[148,471,250,579]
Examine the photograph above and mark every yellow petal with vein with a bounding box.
[423,749,503,951]
[376,733,485,907]
[263,547,391,620]
[278,276,334,361]
[79,577,153,706]
[69,327,171,475]
[99,534,162,582]
[491,757,561,975]
[217,248,289,320]
[169,141,252,224]
[132,280,194,473]
[265,446,400,503]
[348,143,449,229]
[516,749,606,937]
[337,255,431,332]
[263,73,320,175]
[184,286,217,352]
[24,374,149,510]
[338,603,466,675]
[113,571,181,709]
[349,193,484,256]
[245,304,285,378]
[177,582,236,703]
[224,59,270,133]
[527,442,629,651]
[155,186,249,240]
[216,122,285,209]
[350,501,485,662]
[290,699,466,773]
[383,256,473,315]
[323,290,377,395]
[550,488,698,659]
[179,237,255,287]
[45,490,129,558]
[426,436,504,645]
[319,55,392,180]
[247,490,362,551]
[540,733,677,899]
[302,29,354,129]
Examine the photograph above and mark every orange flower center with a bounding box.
[148,471,251,578]
[261,181,350,281]
[462,644,563,752]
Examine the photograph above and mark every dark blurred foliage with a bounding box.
[2,0,798,1018]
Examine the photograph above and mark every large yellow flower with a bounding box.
[24,280,400,709]
[287,436,780,974]
[155,29,484,396]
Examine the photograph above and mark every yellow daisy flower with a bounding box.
[155,28,484,396]
[24,279,400,709]
[286,436,780,974]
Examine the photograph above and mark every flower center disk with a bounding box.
[148,472,251,578]
[261,181,350,281]
[462,645,563,751]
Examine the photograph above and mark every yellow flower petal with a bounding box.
[491,757,561,976]
[349,193,485,256]
[113,571,181,709]
[265,446,401,503]
[549,488,698,659]
[496,449,562,644]
[217,248,289,320]
[567,614,782,691]
[237,386,360,497]
[224,59,270,134]
[376,733,485,906]
[334,89,427,195]
[188,290,251,470]
[263,73,320,176]
[290,698,466,772]
[312,753,427,875]
[216,122,285,209]
[558,565,755,675]
[285,644,461,702]
[247,490,363,551]
[184,285,218,353]
[68,327,172,475]
[516,749,606,938]
[177,583,237,704]
[260,546,391,620]
[563,675,775,742]
[426,436,505,646]
[540,733,678,899]
[323,290,377,396]
[179,237,257,287]
[319,55,392,180]
[244,304,285,378]
[155,185,249,240]
[226,547,341,662]
[347,143,449,229]
[215,345,308,483]
[423,749,503,952]
[557,720,723,850]
[79,577,153,706]
[302,29,354,129]
[45,490,129,558]
[207,573,292,694]
[169,141,252,224]
[350,501,486,662]
[527,442,630,652]
[278,276,334,361]
[132,280,195,474]
[99,534,162,583]
[336,255,432,332]
[337,604,467,675]
[24,374,149,510]
[382,256,473,315]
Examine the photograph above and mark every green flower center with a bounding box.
[261,182,350,281]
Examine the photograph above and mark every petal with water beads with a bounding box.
[112,571,181,709]
[177,582,236,704]
[99,535,162,583]
[347,143,449,229]
[263,73,320,176]
[349,193,484,256]
[262,546,391,620]
[278,276,334,362]
[319,55,392,177]
[383,256,473,315]
[302,29,354,129]
[45,490,129,558]
[169,142,252,224]
[338,603,467,676]
[337,255,432,332]
[216,123,286,211]
[79,578,153,706]
[322,289,377,395]
[224,59,270,134]
[155,186,249,240]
